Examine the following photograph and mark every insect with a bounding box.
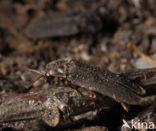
[1,60,156,128]
[32,58,156,110]
[25,12,102,39]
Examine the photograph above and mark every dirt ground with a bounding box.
[0,0,156,131]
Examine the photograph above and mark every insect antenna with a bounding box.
[27,68,44,76]
[26,68,46,91]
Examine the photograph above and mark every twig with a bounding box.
[128,43,156,66]
[0,86,114,129]
[121,67,156,86]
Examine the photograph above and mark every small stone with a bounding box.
[135,54,156,69]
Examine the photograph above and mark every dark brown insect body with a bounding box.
[1,59,156,127]
[25,12,102,39]
[45,59,156,106]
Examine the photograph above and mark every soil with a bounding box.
[0,0,156,131]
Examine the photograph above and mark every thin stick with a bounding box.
[128,43,156,66]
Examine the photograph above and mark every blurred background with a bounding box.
[0,0,156,130]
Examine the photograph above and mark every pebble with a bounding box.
[135,54,156,69]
